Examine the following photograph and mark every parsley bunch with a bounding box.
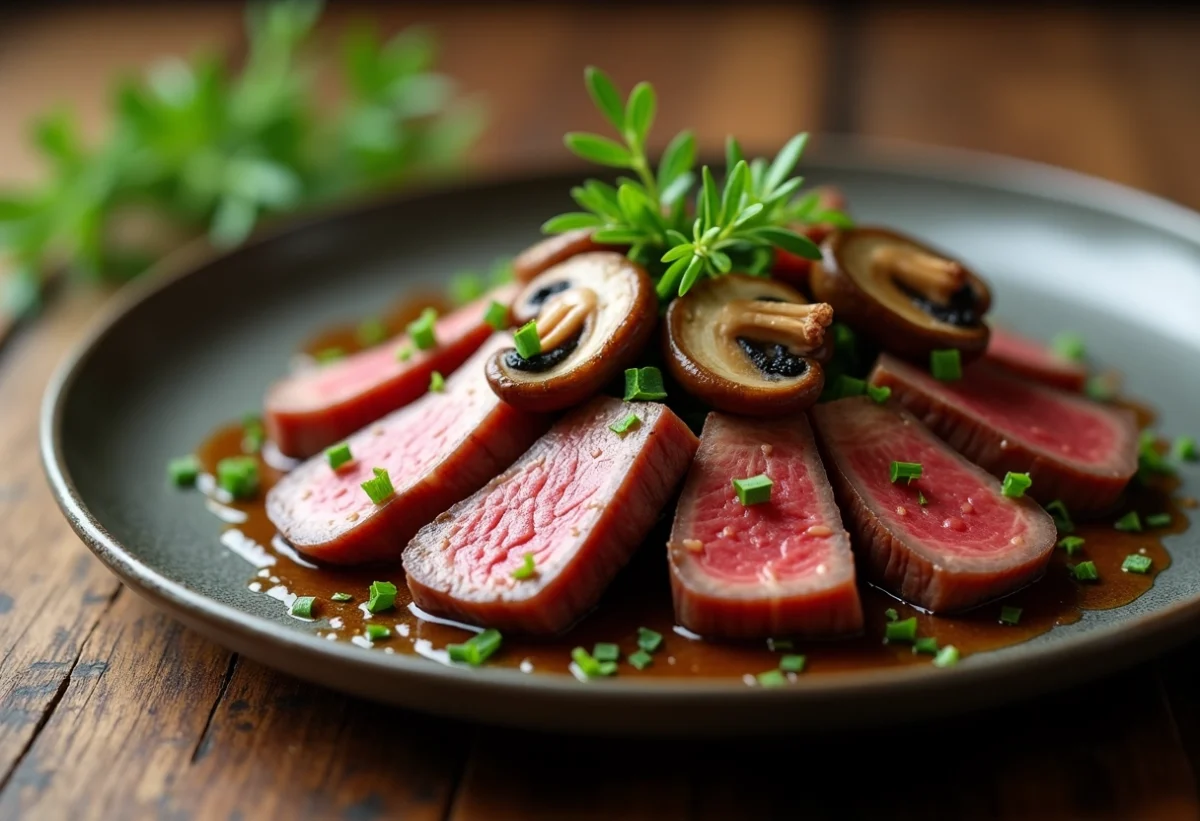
[0,0,483,319]
[543,67,850,300]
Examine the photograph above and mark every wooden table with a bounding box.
[3,4,1200,818]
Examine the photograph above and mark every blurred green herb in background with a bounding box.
[0,0,484,320]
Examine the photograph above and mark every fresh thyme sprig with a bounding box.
[542,67,851,299]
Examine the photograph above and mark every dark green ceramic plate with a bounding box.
[41,138,1200,735]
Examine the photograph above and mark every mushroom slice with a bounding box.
[486,252,656,412]
[811,227,992,361]
[664,275,832,416]
[512,229,606,283]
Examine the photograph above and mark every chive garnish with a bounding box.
[918,491,928,506]
[884,617,918,643]
[1122,554,1153,574]
[889,461,922,484]
[365,624,391,641]
[356,317,387,347]
[449,629,503,666]
[1046,499,1074,533]
[930,349,962,381]
[429,371,445,393]
[593,643,620,663]
[1058,535,1085,556]
[913,637,939,655]
[933,645,960,668]
[609,413,641,438]
[241,414,266,454]
[571,646,614,678]
[290,596,316,619]
[326,442,353,471]
[636,627,663,653]
[511,552,537,580]
[331,592,353,602]
[628,650,653,670]
[396,345,413,362]
[367,580,397,613]
[779,654,807,673]
[999,606,1023,626]
[1001,472,1032,498]
[361,467,395,504]
[884,608,899,623]
[1114,511,1142,532]
[1051,332,1086,361]
[1145,512,1171,529]
[1173,435,1198,463]
[1072,561,1099,582]
[732,474,773,506]
[216,456,259,499]
[756,669,787,688]
[866,383,891,405]
[450,273,486,305]
[483,300,509,331]
[512,320,542,359]
[833,375,866,399]
[407,307,439,350]
[315,347,345,363]
[623,366,668,401]
[1138,431,1175,481]
[167,455,200,487]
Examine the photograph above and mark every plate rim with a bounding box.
[38,135,1200,727]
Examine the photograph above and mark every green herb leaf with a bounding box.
[584,66,625,132]
[764,133,809,195]
[624,82,656,146]
[563,132,634,168]
[541,212,603,234]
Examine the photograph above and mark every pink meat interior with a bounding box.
[985,327,1085,380]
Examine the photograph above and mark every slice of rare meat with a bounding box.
[669,413,862,639]
[984,326,1087,392]
[870,353,1137,515]
[266,285,517,458]
[403,396,699,634]
[810,397,1057,612]
[266,335,549,565]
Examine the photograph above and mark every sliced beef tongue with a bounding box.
[403,396,699,634]
[984,326,1088,392]
[870,353,1137,515]
[669,413,863,639]
[266,285,517,458]
[266,334,549,565]
[810,397,1057,612]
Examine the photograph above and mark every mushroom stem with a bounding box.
[871,245,966,305]
[719,300,834,352]
[536,287,598,351]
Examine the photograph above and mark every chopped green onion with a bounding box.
[930,349,962,381]
[1072,561,1099,582]
[889,461,923,484]
[1046,499,1074,533]
[315,347,345,363]
[636,627,663,653]
[833,375,866,399]
[1173,435,1198,462]
[449,273,486,305]
[593,643,620,662]
[598,661,619,676]
[367,580,397,613]
[429,371,445,393]
[167,455,200,487]
[331,592,353,602]
[884,608,899,623]
[571,646,614,678]
[1138,431,1176,481]
[512,320,542,359]
[407,308,439,350]
[1001,472,1032,498]
[326,442,353,471]
[627,650,653,670]
[356,317,387,347]
[1122,554,1153,574]
[913,637,939,655]
[732,474,773,506]
[241,414,266,454]
[779,654,807,673]
[448,629,503,666]
[290,596,316,619]
[623,366,668,401]
[999,606,1023,626]
[756,669,787,688]
[483,300,509,331]
[884,617,918,643]
[609,413,641,438]
[216,456,259,499]
[866,384,891,405]
[511,552,537,580]
[365,624,391,641]
[1085,374,1117,402]
[1050,332,1086,361]
[361,467,395,504]
[1114,511,1142,532]
[918,491,928,506]
[1058,535,1085,556]
[933,645,960,667]
[396,345,413,362]
[1146,512,1172,529]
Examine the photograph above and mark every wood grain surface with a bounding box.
[2,3,1199,819]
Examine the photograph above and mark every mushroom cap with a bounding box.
[486,252,656,412]
[511,229,607,284]
[663,274,828,416]
[811,227,992,362]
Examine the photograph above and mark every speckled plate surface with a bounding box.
[41,138,1200,735]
